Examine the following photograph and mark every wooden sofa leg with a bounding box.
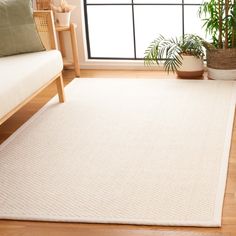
[56,75,65,103]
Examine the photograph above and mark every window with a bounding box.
[84,0,206,60]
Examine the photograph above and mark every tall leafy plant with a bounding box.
[199,0,236,49]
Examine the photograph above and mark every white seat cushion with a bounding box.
[0,50,63,119]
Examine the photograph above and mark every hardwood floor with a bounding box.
[0,70,235,236]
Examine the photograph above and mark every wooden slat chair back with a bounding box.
[36,0,51,10]
[33,10,58,50]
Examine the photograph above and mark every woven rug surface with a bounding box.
[0,79,235,227]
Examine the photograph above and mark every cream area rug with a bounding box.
[0,79,235,227]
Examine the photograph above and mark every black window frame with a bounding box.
[84,0,203,60]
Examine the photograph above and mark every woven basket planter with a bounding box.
[207,48,236,80]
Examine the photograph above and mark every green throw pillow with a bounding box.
[0,0,45,57]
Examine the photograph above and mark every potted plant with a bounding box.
[144,34,205,79]
[199,0,236,80]
[50,0,76,27]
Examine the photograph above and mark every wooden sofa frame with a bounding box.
[0,11,65,126]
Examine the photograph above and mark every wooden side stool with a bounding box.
[56,23,80,77]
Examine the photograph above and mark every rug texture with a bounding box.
[0,79,235,227]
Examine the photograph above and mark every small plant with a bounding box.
[144,34,205,73]
[50,0,76,13]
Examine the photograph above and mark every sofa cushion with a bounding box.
[0,50,63,119]
[0,0,45,57]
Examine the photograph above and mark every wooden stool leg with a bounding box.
[56,75,65,103]
[58,31,66,58]
[70,24,80,77]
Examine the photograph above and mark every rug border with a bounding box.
[213,82,236,226]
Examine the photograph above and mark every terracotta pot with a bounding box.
[176,55,204,79]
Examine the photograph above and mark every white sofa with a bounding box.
[0,11,65,125]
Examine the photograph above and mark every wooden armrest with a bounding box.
[33,10,58,50]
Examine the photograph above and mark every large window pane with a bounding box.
[135,5,182,58]
[134,0,182,3]
[84,1,208,59]
[184,0,208,3]
[87,0,131,3]
[184,5,210,40]
[87,6,134,58]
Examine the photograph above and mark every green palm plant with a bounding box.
[144,34,205,73]
[198,0,236,80]
[199,0,236,48]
